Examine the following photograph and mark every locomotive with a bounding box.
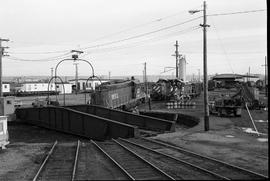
[150,78,202,101]
[91,78,146,110]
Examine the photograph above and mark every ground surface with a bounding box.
[138,93,268,176]
[1,93,268,179]
[17,93,89,107]
[0,123,86,180]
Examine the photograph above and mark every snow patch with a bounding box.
[241,127,267,136]
[257,138,268,142]
[254,120,268,123]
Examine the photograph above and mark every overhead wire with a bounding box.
[209,16,235,74]
[6,7,266,72]
[88,6,201,43]
[7,8,265,56]
[208,9,266,17]
[80,16,203,50]
[81,25,201,57]
[8,49,71,54]
[6,52,72,62]
[8,7,201,54]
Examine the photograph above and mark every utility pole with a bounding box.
[0,38,9,97]
[144,62,151,110]
[50,67,54,91]
[198,69,201,82]
[73,62,79,94]
[248,66,251,82]
[144,62,147,96]
[190,1,210,131]
[51,67,54,78]
[262,56,268,97]
[173,41,179,78]
[109,71,111,80]
[202,1,210,131]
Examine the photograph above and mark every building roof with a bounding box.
[68,78,123,82]
[20,81,69,84]
[212,74,259,80]
[212,74,244,80]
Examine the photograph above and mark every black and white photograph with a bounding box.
[0,0,268,180]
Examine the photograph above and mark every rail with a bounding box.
[72,140,80,181]
[33,140,58,181]
[118,138,227,180]
[91,140,175,180]
[140,137,268,180]
[90,140,135,180]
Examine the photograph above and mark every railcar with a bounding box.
[91,79,146,109]
[150,79,201,101]
[183,83,202,98]
[150,79,184,101]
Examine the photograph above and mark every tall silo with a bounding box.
[178,55,186,81]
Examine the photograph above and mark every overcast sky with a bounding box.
[1,0,267,78]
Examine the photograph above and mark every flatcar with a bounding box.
[91,79,146,110]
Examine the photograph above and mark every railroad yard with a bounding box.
[0,92,268,180]
[0,1,268,180]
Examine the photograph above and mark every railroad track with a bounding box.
[119,137,268,180]
[91,139,174,180]
[32,138,268,180]
[33,140,78,181]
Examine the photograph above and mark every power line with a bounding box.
[8,25,200,63]
[9,9,265,55]
[209,16,235,74]
[81,26,201,56]
[182,51,266,54]
[9,49,70,54]
[80,16,203,50]
[6,52,72,62]
[88,6,201,43]
[8,7,202,54]
[208,9,266,17]
[8,17,201,55]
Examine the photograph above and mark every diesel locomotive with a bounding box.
[91,78,146,110]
